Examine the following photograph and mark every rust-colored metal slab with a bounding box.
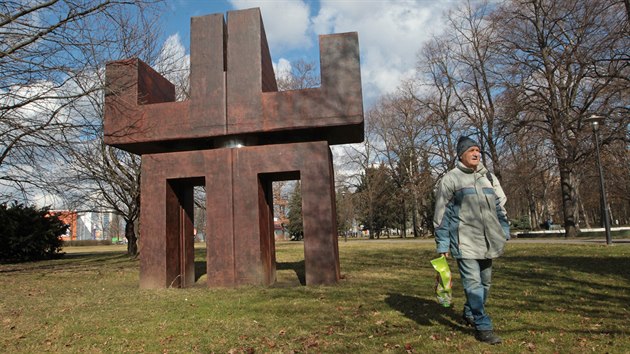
[190,13,228,136]
[104,8,363,155]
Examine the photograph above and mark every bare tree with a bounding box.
[276,59,320,91]
[1,1,163,255]
[54,137,142,255]
[339,113,381,238]
[336,185,356,238]
[55,9,170,256]
[494,0,629,237]
[605,138,630,225]
[446,0,508,179]
[155,33,190,100]
[0,1,161,202]
[411,1,510,181]
[369,90,434,237]
[503,119,560,229]
[414,35,465,176]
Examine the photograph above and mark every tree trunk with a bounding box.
[607,202,614,227]
[526,187,538,229]
[578,194,591,229]
[401,199,407,238]
[411,194,421,238]
[558,164,579,238]
[125,220,138,256]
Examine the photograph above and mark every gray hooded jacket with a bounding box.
[433,161,510,259]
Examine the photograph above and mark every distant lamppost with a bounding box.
[585,114,612,245]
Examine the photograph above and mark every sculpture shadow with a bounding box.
[192,260,306,285]
[195,261,207,282]
[276,260,306,286]
[385,293,465,330]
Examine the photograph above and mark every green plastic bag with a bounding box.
[430,255,452,307]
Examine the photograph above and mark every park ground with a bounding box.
[1,238,629,353]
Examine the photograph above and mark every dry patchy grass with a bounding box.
[1,240,629,353]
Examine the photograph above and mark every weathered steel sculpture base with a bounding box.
[141,142,339,288]
[104,8,363,288]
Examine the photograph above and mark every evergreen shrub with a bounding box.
[510,214,532,231]
[0,202,67,262]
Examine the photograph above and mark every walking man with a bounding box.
[433,136,510,344]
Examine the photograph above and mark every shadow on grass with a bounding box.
[0,252,132,273]
[505,254,630,283]
[277,260,306,285]
[497,254,630,320]
[385,293,465,330]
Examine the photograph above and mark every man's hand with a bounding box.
[441,252,450,258]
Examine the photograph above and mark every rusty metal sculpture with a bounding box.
[104,8,364,288]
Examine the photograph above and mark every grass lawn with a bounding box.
[1,240,629,353]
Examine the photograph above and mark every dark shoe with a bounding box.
[462,315,475,327]
[475,330,502,344]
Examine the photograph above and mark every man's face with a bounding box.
[460,146,481,169]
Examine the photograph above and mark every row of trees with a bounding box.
[284,0,629,239]
[1,0,628,257]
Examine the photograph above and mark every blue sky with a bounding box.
[157,0,465,107]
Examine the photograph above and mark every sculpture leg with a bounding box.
[301,144,340,285]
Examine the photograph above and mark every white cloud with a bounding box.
[312,0,458,105]
[166,1,462,107]
[156,34,189,76]
[229,0,313,54]
[273,57,292,81]
[155,33,190,100]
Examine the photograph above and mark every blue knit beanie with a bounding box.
[456,136,479,158]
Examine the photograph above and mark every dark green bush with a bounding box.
[510,214,532,231]
[0,202,67,262]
